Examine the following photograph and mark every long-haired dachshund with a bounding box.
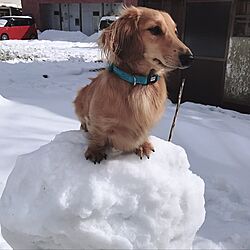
[74,6,193,163]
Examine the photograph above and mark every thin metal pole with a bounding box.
[168,78,186,142]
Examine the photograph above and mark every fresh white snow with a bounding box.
[0,30,250,249]
[0,132,205,249]
[0,40,100,63]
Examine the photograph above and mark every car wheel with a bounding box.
[1,34,9,40]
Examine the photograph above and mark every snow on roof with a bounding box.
[0,0,21,8]
[1,16,32,19]
[0,4,19,8]
[100,15,119,21]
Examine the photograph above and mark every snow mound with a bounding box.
[0,131,205,249]
[0,95,11,106]
[39,30,88,42]
[84,32,101,43]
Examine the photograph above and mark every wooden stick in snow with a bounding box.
[168,78,186,142]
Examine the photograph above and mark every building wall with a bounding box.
[224,37,250,107]
[21,0,137,32]
[40,4,61,30]
[21,0,40,25]
[60,3,81,31]
[38,2,124,34]
[81,3,102,34]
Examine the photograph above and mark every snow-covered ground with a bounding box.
[0,31,250,249]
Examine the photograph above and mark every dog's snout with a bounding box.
[179,52,194,68]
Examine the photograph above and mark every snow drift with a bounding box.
[0,130,205,249]
[38,30,88,42]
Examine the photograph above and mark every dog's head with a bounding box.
[99,6,193,72]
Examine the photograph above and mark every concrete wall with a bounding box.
[21,0,137,31]
[37,2,123,34]
[60,3,81,31]
[103,2,122,15]
[81,3,102,34]
[224,37,250,106]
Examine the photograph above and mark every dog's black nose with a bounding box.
[179,52,194,68]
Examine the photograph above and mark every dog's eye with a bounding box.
[148,26,163,36]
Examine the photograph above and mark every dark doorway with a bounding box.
[139,0,234,108]
[181,1,233,106]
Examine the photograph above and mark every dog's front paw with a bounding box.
[85,147,107,164]
[135,141,155,159]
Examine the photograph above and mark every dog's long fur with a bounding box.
[74,6,191,163]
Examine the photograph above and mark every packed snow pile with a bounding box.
[38,29,88,42]
[84,32,101,43]
[38,30,100,43]
[0,130,205,249]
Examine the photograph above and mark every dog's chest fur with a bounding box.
[128,79,167,129]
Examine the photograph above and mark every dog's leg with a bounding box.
[80,123,88,132]
[85,134,107,164]
[135,140,155,159]
[85,146,107,164]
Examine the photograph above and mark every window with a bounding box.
[12,19,25,26]
[0,9,10,16]
[99,19,115,30]
[75,18,79,26]
[233,0,250,37]
[0,19,7,27]
[93,11,99,17]
[11,18,33,26]
[54,11,59,15]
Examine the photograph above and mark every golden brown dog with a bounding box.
[74,6,193,163]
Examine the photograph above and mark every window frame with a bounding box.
[233,0,250,37]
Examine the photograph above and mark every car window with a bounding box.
[13,19,25,26]
[12,18,32,26]
[0,19,8,27]
[99,20,115,30]
[28,18,35,25]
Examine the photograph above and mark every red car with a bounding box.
[0,16,38,40]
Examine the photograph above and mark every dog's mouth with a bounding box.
[153,58,166,67]
[177,65,191,70]
[153,58,178,70]
[153,58,192,71]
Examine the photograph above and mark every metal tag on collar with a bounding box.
[150,75,157,83]
[133,76,137,86]
[147,69,159,84]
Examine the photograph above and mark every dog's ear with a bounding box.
[99,6,143,63]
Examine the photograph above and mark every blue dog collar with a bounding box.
[108,64,160,86]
